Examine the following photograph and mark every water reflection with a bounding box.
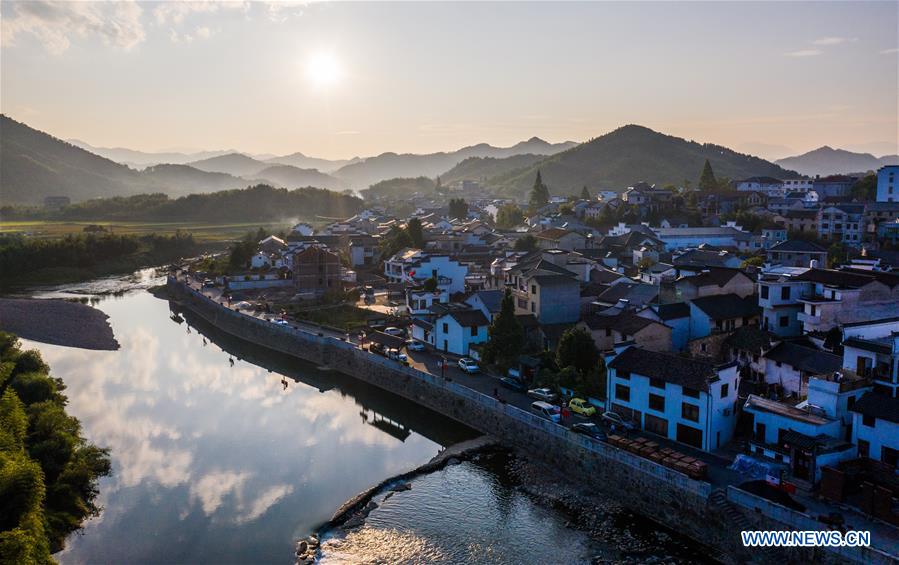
[24,290,475,564]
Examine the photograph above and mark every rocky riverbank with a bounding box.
[507,452,719,564]
[0,297,118,350]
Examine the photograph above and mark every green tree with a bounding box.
[513,234,538,252]
[740,255,765,269]
[495,204,525,229]
[422,276,438,292]
[556,327,599,376]
[580,185,591,200]
[698,159,718,192]
[528,170,550,210]
[481,289,525,370]
[379,224,413,260]
[406,217,424,248]
[850,174,876,201]
[448,198,469,220]
[0,333,110,557]
[559,203,574,216]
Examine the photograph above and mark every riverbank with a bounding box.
[0,297,118,350]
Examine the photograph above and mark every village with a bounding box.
[185,164,899,544]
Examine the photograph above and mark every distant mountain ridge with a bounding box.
[66,140,236,168]
[486,125,800,196]
[776,146,898,176]
[332,137,576,188]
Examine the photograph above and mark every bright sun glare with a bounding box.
[306,52,341,87]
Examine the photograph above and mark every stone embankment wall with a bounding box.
[168,278,891,564]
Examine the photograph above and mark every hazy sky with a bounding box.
[2,1,897,160]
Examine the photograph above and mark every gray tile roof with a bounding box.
[608,347,721,392]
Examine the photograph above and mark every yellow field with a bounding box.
[0,220,295,242]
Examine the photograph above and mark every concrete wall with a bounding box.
[167,277,890,564]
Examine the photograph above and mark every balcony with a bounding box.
[798,293,838,304]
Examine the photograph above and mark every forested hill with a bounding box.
[18,185,364,222]
[489,125,800,196]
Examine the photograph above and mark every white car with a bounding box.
[383,327,404,337]
[527,388,557,403]
[407,340,425,351]
[458,358,479,373]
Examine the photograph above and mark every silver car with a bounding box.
[527,387,557,402]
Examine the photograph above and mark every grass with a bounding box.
[0,220,295,242]
[289,303,384,332]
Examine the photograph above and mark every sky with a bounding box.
[1,1,897,160]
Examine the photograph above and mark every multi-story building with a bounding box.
[293,245,341,297]
[651,225,752,252]
[384,249,468,293]
[850,393,899,468]
[505,255,581,324]
[766,239,828,268]
[348,235,380,267]
[812,175,858,198]
[757,265,811,336]
[875,165,898,203]
[687,293,760,339]
[578,311,672,352]
[672,268,755,302]
[735,176,784,197]
[796,269,899,333]
[841,317,899,398]
[605,346,740,451]
[817,204,865,245]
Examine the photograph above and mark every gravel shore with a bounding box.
[0,297,119,350]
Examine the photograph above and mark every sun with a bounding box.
[306,52,341,88]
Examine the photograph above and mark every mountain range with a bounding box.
[775,146,898,177]
[483,125,801,197]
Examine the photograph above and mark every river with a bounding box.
[21,276,708,564]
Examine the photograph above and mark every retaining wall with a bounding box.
[168,277,889,564]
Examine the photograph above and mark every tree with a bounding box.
[556,327,599,376]
[379,224,413,260]
[448,198,469,220]
[422,276,438,291]
[559,203,574,216]
[698,159,718,192]
[740,255,765,269]
[495,204,524,229]
[850,175,876,201]
[528,170,550,210]
[481,289,524,369]
[513,234,538,252]
[406,217,424,248]
[580,185,591,200]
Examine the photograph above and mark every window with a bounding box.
[760,285,769,299]
[649,377,665,389]
[530,302,535,313]
[781,286,790,300]
[470,326,477,337]
[649,394,665,412]
[531,285,536,294]
[720,383,729,398]
[779,316,789,328]
[681,403,699,422]
[615,384,630,402]
[858,439,870,458]
[683,387,700,398]
[862,414,875,428]
[442,323,449,333]
[883,446,898,469]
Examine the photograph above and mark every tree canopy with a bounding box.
[0,333,111,561]
[528,170,550,209]
[556,327,600,376]
[580,186,591,200]
[513,234,538,252]
[481,289,524,369]
[448,198,469,220]
[495,204,524,229]
[698,159,718,192]
[406,217,425,248]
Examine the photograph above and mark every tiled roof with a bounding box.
[677,268,747,288]
[690,294,760,320]
[850,392,899,424]
[794,269,877,289]
[769,240,827,253]
[656,302,690,320]
[763,342,841,375]
[442,309,490,328]
[843,337,892,355]
[596,282,659,307]
[724,325,774,354]
[468,290,504,313]
[608,347,721,392]
[582,312,665,335]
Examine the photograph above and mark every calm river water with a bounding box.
[23,280,631,564]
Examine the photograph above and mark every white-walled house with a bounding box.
[251,252,273,269]
[384,249,468,293]
[417,305,490,355]
[605,346,740,451]
[760,341,841,398]
[850,393,898,469]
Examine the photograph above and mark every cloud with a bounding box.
[785,49,823,58]
[190,470,251,515]
[195,26,212,39]
[153,1,247,26]
[1,0,145,54]
[812,36,857,46]
[881,48,899,55]
[236,483,294,523]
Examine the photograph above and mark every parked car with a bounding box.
[530,401,561,423]
[458,358,479,373]
[507,368,521,379]
[568,398,597,417]
[527,388,557,403]
[407,340,425,352]
[383,326,404,337]
[499,376,526,392]
[202,279,215,288]
[386,348,408,362]
[600,411,636,431]
[571,422,606,440]
[368,342,386,356]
